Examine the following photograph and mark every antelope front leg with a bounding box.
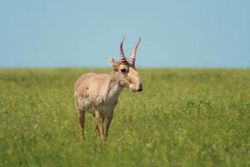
[95,110,105,139]
[104,112,113,138]
[78,110,85,140]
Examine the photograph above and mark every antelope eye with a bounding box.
[120,68,128,73]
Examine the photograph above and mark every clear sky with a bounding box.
[0,0,249,68]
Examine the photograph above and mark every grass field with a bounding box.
[0,68,249,167]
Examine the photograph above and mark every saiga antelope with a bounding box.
[74,38,143,140]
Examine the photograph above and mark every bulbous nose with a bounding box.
[137,83,143,92]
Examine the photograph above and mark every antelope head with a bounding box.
[110,38,143,92]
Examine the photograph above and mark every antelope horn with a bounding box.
[130,37,141,66]
[120,38,127,63]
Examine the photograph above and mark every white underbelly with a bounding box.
[80,98,114,115]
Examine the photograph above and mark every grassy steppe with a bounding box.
[0,68,249,167]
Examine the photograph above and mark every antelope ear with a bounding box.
[109,58,119,71]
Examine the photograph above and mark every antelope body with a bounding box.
[74,38,143,139]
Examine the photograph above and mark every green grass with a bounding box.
[0,68,249,167]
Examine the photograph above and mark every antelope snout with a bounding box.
[137,83,143,92]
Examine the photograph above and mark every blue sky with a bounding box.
[0,0,249,68]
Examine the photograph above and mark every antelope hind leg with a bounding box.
[78,109,85,141]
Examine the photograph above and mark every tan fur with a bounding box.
[74,40,142,140]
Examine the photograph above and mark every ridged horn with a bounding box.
[130,37,141,66]
[120,38,127,63]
